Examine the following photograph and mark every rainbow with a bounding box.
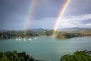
[52,0,70,37]
[24,0,37,33]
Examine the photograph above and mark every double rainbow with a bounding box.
[24,0,70,36]
[52,0,70,37]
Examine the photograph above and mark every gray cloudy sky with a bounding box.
[0,0,91,30]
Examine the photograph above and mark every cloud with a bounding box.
[0,0,91,30]
[29,17,56,29]
[86,23,91,26]
[30,14,91,29]
[58,14,91,28]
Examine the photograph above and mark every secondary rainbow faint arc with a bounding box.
[52,0,70,36]
[24,0,37,33]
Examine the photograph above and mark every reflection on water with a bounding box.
[15,37,38,42]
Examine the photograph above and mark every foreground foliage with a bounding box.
[60,50,91,61]
[0,51,38,61]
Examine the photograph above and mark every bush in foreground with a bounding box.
[0,51,39,61]
[60,50,91,61]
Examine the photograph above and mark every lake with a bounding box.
[0,36,91,61]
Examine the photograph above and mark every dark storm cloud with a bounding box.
[0,0,91,30]
[64,0,91,16]
[33,0,65,20]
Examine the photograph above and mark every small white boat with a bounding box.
[18,38,22,41]
[16,38,19,41]
[34,37,37,40]
[28,38,32,41]
[23,38,26,41]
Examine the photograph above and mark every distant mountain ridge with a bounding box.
[59,27,91,31]
[0,28,45,32]
[26,28,46,32]
[0,27,91,32]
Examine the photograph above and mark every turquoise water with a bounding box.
[0,36,91,61]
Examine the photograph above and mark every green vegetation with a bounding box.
[56,32,83,39]
[56,31,91,39]
[60,50,91,61]
[0,51,40,61]
[0,30,53,40]
[0,28,91,40]
[1,50,91,61]
[56,28,91,39]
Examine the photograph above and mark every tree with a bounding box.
[60,50,91,61]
